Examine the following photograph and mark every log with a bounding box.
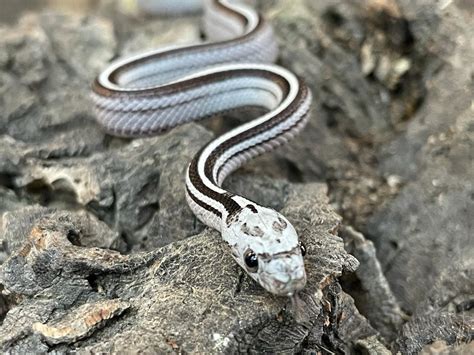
[0,0,472,352]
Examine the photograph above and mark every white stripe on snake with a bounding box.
[91,0,312,296]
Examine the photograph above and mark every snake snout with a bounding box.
[261,254,307,295]
[270,270,306,296]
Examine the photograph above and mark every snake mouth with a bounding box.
[260,267,307,296]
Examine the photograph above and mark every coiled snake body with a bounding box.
[92,0,312,296]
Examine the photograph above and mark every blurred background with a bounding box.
[1,0,96,24]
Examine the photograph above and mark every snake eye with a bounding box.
[244,250,258,272]
[299,242,307,257]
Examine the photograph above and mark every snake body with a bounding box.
[92,0,312,296]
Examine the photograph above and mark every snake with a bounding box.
[91,0,312,296]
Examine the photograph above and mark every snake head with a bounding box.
[222,203,307,296]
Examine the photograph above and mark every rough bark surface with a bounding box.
[0,0,472,353]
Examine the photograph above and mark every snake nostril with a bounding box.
[295,269,305,280]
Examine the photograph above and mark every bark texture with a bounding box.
[0,0,472,353]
